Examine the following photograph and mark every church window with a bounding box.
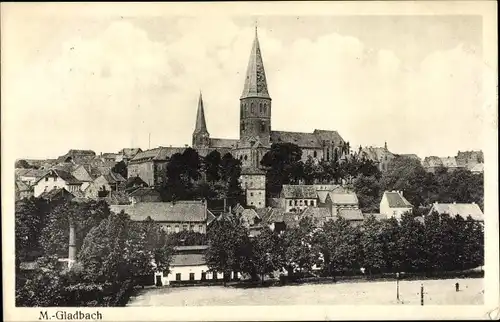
[260,122,265,132]
[260,103,263,113]
[251,103,255,113]
[327,150,330,161]
[244,155,248,161]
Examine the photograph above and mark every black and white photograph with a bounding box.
[2,1,498,321]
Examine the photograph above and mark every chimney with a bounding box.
[68,220,76,269]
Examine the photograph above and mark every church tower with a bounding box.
[192,92,210,148]
[239,27,272,146]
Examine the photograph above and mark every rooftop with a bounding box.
[109,201,213,223]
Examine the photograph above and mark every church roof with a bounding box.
[209,138,239,149]
[270,131,320,148]
[241,27,270,99]
[194,92,209,135]
[312,129,345,146]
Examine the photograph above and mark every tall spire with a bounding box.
[194,91,209,135]
[241,26,270,99]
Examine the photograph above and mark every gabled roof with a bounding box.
[423,156,444,167]
[103,191,130,205]
[128,187,161,199]
[15,180,31,192]
[270,131,320,149]
[109,201,211,223]
[209,138,239,149]
[338,208,364,221]
[171,254,206,267]
[312,129,345,146]
[15,168,46,179]
[39,187,74,200]
[130,147,186,163]
[383,191,412,208]
[440,156,459,168]
[34,169,82,185]
[470,163,484,173]
[241,208,260,221]
[360,146,395,161]
[281,185,317,199]
[430,202,483,221]
[102,171,126,184]
[326,192,359,205]
[301,207,333,226]
[119,148,143,158]
[241,166,266,175]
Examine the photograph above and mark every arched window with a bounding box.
[244,155,248,161]
[251,103,255,113]
[263,104,267,114]
[260,121,266,132]
[260,103,263,113]
[313,151,317,158]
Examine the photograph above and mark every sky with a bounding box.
[2,6,496,160]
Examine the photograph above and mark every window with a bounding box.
[189,273,195,281]
[175,225,180,233]
[261,122,265,132]
[250,192,254,197]
[294,200,298,206]
[289,200,293,206]
[176,273,181,281]
[244,155,248,161]
[305,200,308,206]
[260,103,263,113]
[314,151,317,158]
[45,177,48,182]
[183,224,188,231]
[190,224,195,231]
[251,103,255,113]
[311,200,315,206]
[251,202,254,205]
[201,272,207,281]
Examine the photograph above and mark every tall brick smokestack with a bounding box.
[68,220,76,269]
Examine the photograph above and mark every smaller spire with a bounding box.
[194,91,209,135]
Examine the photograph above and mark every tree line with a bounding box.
[15,197,173,306]
[157,148,244,207]
[205,212,484,283]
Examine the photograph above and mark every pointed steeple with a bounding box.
[194,91,209,135]
[241,26,270,99]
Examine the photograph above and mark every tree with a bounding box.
[318,217,361,277]
[39,200,110,258]
[111,161,128,179]
[399,212,427,272]
[261,143,304,197]
[166,230,207,246]
[204,150,221,182]
[359,216,386,275]
[205,217,251,285]
[353,174,381,213]
[15,197,47,266]
[251,227,285,283]
[281,217,319,277]
[78,211,172,284]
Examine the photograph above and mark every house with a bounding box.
[321,191,359,216]
[470,163,484,175]
[15,180,33,200]
[240,167,266,208]
[155,245,227,286]
[456,150,484,169]
[239,208,262,228]
[70,164,101,191]
[124,176,149,193]
[84,172,126,199]
[96,153,119,163]
[56,149,96,164]
[359,143,396,172]
[33,169,82,197]
[39,187,76,203]
[100,191,131,205]
[379,190,413,220]
[301,207,334,227]
[127,147,185,186]
[428,202,483,222]
[280,185,318,212]
[128,187,162,203]
[314,184,348,204]
[422,156,444,173]
[109,200,216,234]
[440,156,463,172]
[117,148,143,164]
[338,208,364,226]
[15,168,47,186]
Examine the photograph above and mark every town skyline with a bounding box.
[4,13,491,160]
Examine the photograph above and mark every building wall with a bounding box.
[285,198,317,212]
[160,222,207,234]
[156,265,226,286]
[128,161,156,186]
[379,197,412,220]
[246,189,265,208]
[240,98,272,146]
[19,175,39,186]
[240,173,266,208]
[34,177,79,197]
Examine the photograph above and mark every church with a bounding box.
[129,27,347,208]
[192,27,346,170]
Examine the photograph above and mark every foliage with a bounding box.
[250,227,285,282]
[39,200,110,258]
[166,230,207,246]
[352,174,381,213]
[281,217,320,276]
[205,217,252,284]
[359,216,386,275]
[261,143,303,197]
[111,161,128,179]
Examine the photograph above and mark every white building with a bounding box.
[428,202,483,222]
[155,245,232,286]
[33,169,82,197]
[379,190,413,220]
[280,185,318,212]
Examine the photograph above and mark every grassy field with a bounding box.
[127,277,484,306]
